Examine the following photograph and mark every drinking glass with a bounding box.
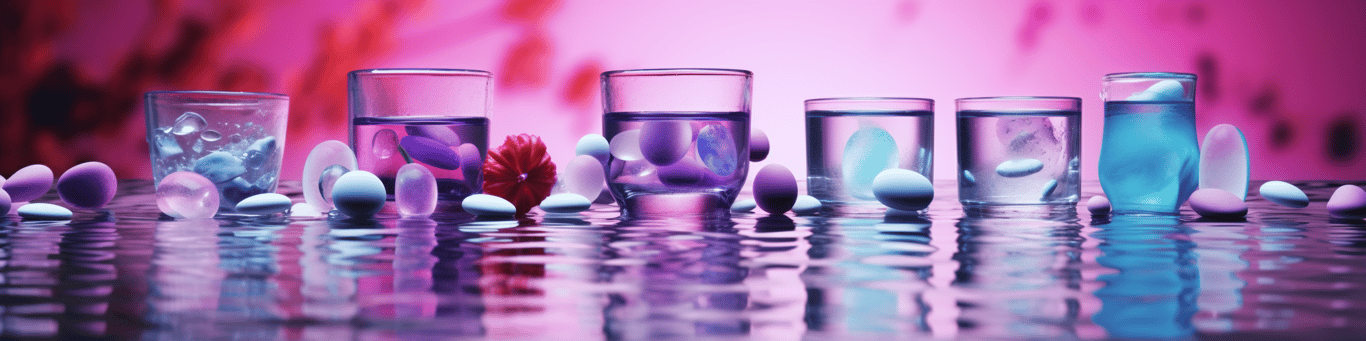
[349,69,491,201]
[602,68,752,218]
[805,97,934,206]
[145,90,289,211]
[1098,72,1198,215]
[956,97,1081,207]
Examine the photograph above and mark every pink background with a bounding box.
[5,0,1363,182]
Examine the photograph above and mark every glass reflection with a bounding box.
[1091,215,1197,339]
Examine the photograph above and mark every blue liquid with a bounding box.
[1098,101,1199,214]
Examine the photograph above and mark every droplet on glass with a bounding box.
[172,112,207,136]
[372,128,399,159]
[200,130,222,142]
[319,164,350,204]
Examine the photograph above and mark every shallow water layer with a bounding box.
[1,180,1364,340]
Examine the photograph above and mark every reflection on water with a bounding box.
[2,180,1366,339]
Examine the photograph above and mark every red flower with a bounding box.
[482,134,557,215]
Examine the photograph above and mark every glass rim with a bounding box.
[955,96,1081,103]
[1103,72,1196,81]
[145,90,288,100]
[348,68,492,77]
[601,68,752,78]
[804,97,934,105]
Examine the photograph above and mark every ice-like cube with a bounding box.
[318,164,349,204]
[193,151,246,183]
[156,171,219,219]
[842,124,900,200]
[1199,124,1249,200]
[151,129,183,158]
[243,136,277,169]
[372,129,399,159]
[997,117,1059,157]
[1126,80,1186,101]
[696,124,737,176]
[395,163,437,217]
[609,130,644,161]
[405,125,462,146]
[172,112,207,136]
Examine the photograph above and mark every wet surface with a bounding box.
[2,180,1366,339]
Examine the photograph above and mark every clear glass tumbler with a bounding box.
[1098,72,1198,215]
[145,90,289,211]
[956,97,1082,207]
[602,68,752,218]
[805,97,934,206]
[349,69,491,201]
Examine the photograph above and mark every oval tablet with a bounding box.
[995,159,1044,178]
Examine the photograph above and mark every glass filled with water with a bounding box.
[349,69,491,201]
[956,97,1081,207]
[1099,72,1198,215]
[602,68,751,218]
[805,97,934,207]
[145,91,289,212]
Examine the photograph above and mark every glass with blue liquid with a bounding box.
[805,97,934,206]
[1099,72,1198,215]
[602,68,751,218]
[956,97,1081,208]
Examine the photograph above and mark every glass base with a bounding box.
[961,203,1078,220]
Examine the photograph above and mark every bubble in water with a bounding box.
[172,112,207,136]
[192,139,205,153]
[842,124,899,200]
[372,129,399,159]
[319,164,350,203]
[201,130,222,142]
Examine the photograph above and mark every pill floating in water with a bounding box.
[995,159,1044,178]
[749,129,770,162]
[1199,124,1250,200]
[18,203,72,221]
[871,169,934,212]
[540,193,592,214]
[731,198,757,213]
[331,170,387,219]
[754,164,799,214]
[1258,181,1308,208]
[1087,196,1111,215]
[57,161,118,209]
[1327,185,1366,220]
[575,134,611,165]
[463,194,517,218]
[4,164,54,203]
[1188,188,1247,220]
[792,195,822,215]
[235,193,292,215]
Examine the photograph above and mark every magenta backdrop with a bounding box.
[22,0,1366,182]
